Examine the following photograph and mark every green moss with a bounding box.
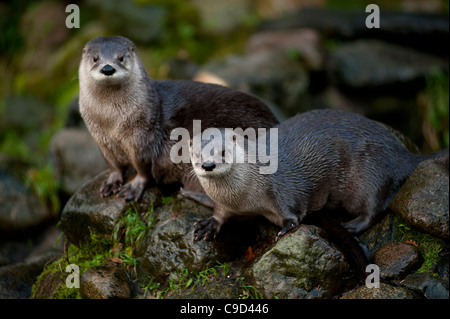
[141,262,231,299]
[394,216,446,274]
[33,204,156,298]
[32,232,112,299]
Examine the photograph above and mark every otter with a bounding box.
[78,36,279,201]
[190,109,449,241]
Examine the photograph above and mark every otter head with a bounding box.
[80,36,139,86]
[189,129,241,178]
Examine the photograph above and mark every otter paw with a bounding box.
[117,177,146,202]
[100,180,122,197]
[194,217,220,241]
[276,220,299,241]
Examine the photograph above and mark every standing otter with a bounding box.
[191,109,449,240]
[79,36,279,201]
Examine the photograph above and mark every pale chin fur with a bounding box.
[89,70,129,84]
[193,164,232,178]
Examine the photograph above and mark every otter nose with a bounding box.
[201,161,216,171]
[101,64,116,76]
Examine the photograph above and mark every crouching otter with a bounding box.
[190,109,448,240]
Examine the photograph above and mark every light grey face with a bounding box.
[190,132,236,178]
[81,36,137,85]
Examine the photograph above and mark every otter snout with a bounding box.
[202,161,216,171]
[101,64,116,76]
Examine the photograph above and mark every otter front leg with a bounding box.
[194,204,231,241]
[117,147,151,202]
[100,170,124,197]
[118,174,148,202]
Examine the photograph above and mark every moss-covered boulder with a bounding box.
[252,225,354,299]
[390,159,449,240]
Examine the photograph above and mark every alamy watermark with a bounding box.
[365,264,380,288]
[170,120,279,174]
[65,4,80,29]
[65,263,80,288]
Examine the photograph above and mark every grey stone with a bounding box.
[399,272,449,299]
[49,128,108,194]
[374,242,422,280]
[342,283,414,299]
[252,225,353,299]
[330,40,448,89]
[390,159,449,240]
[0,171,49,233]
[80,262,131,299]
[59,170,160,246]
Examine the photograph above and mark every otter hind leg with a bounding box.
[342,215,372,234]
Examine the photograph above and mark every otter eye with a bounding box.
[93,56,99,63]
[118,56,124,62]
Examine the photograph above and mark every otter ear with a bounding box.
[130,46,135,53]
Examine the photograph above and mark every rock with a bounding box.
[246,29,324,70]
[252,225,353,299]
[342,283,414,299]
[0,95,53,133]
[374,242,422,280]
[0,171,49,234]
[80,262,131,299]
[196,50,308,117]
[358,214,400,260]
[329,40,448,89]
[49,128,108,194]
[399,272,449,299]
[0,251,60,299]
[434,254,449,280]
[390,159,449,240]
[59,170,160,246]
[0,225,64,267]
[140,198,228,281]
[260,7,449,55]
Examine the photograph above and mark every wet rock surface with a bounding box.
[252,225,354,299]
[59,170,160,246]
[390,159,449,240]
[0,171,50,233]
[398,272,449,299]
[329,40,448,89]
[80,262,131,299]
[374,242,422,280]
[342,283,414,299]
[49,128,108,194]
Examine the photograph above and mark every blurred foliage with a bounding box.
[0,0,449,217]
[419,70,449,152]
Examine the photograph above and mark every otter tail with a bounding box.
[303,210,369,281]
[420,148,449,169]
